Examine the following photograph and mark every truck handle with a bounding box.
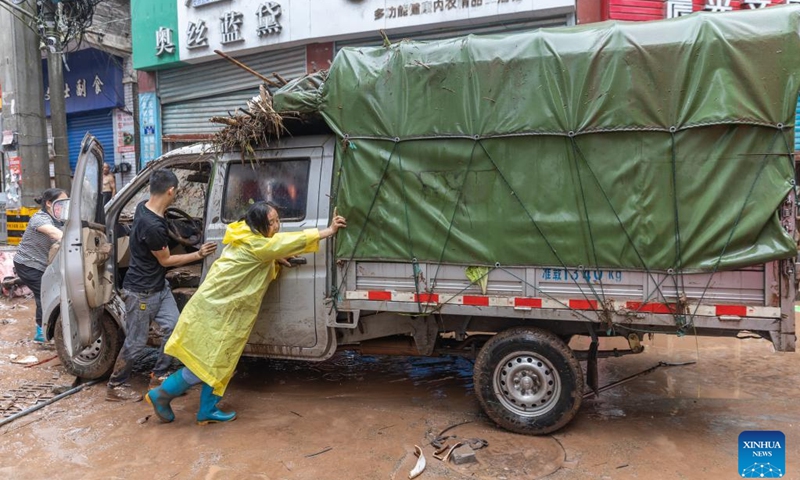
[288,257,307,266]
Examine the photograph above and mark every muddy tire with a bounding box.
[473,327,583,435]
[54,313,122,380]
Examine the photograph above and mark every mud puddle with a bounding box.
[236,352,475,407]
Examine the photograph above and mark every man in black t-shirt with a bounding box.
[106,169,217,403]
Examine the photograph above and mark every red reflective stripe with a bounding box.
[368,291,392,301]
[414,293,439,303]
[570,299,598,310]
[626,302,675,314]
[463,295,489,306]
[515,297,543,308]
[716,305,747,316]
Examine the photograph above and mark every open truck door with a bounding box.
[57,134,114,357]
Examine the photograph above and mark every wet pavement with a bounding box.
[0,296,797,479]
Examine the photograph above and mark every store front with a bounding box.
[42,48,128,172]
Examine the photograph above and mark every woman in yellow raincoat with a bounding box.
[145,201,346,424]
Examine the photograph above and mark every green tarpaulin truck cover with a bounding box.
[275,6,800,272]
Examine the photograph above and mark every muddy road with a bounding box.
[0,296,797,480]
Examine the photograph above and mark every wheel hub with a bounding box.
[74,337,103,365]
[493,351,561,417]
[516,371,539,393]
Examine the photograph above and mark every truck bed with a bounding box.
[338,260,794,351]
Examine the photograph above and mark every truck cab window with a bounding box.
[115,163,210,286]
[223,159,310,222]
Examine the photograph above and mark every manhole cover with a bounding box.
[0,383,56,418]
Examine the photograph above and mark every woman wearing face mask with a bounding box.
[12,188,68,342]
[145,201,346,425]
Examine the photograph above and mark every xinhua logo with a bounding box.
[739,431,785,478]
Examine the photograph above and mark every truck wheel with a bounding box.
[54,313,122,380]
[473,327,584,435]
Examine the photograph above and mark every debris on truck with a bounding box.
[210,85,288,159]
[210,71,329,159]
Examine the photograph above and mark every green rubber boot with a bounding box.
[196,384,237,425]
[145,369,192,423]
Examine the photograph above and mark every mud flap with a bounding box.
[411,317,438,356]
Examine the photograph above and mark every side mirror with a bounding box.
[52,198,70,223]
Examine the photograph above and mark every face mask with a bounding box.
[46,201,65,226]
[48,210,64,227]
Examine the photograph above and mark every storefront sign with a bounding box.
[176,0,575,62]
[42,49,124,115]
[138,92,162,167]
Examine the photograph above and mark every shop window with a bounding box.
[223,159,310,223]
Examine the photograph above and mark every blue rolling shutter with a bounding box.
[67,109,114,172]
